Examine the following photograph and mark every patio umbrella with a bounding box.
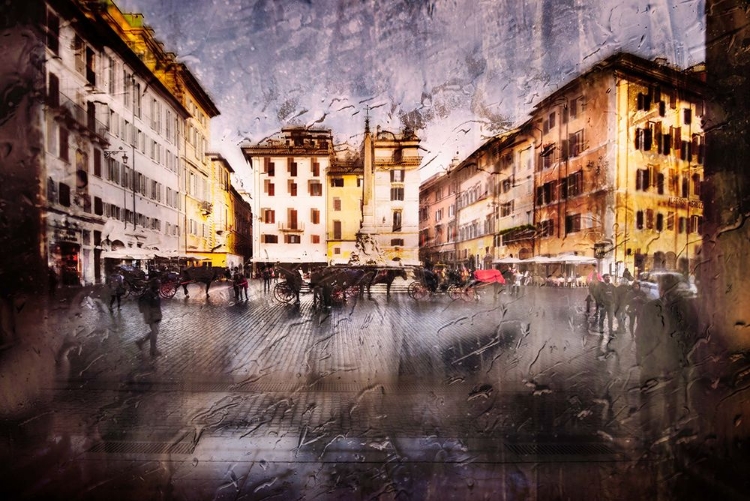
[493,256,523,264]
[560,255,597,264]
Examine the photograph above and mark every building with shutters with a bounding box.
[241,127,333,273]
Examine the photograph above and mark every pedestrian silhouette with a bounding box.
[136,279,163,357]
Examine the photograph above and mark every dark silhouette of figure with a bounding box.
[262,266,272,293]
[597,274,616,335]
[136,279,163,357]
[635,273,698,447]
[108,270,126,310]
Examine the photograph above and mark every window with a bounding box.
[262,234,278,244]
[568,171,583,197]
[390,186,404,201]
[333,221,342,239]
[500,201,513,217]
[311,235,320,244]
[538,219,554,237]
[667,212,675,231]
[74,35,85,74]
[59,127,69,162]
[569,130,585,157]
[657,172,665,194]
[635,124,654,151]
[682,178,689,198]
[134,82,141,118]
[94,197,103,215]
[565,213,581,234]
[636,91,652,111]
[548,111,556,129]
[390,169,404,182]
[48,73,59,108]
[264,159,275,176]
[636,169,651,191]
[285,235,301,244]
[656,213,664,232]
[392,211,402,232]
[311,209,320,224]
[85,46,96,86]
[333,198,341,211]
[289,181,297,196]
[331,177,344,187]
[263,209,275,224]
[289,161,298,177]
[391,238,404,246]
[435,209,443,222]
[692,174,701,196]
[45,9,60,54]
[334,247,341,255]
[309,181,322,196]
[58,182,71,207]
[312,162,320,176]
[646,209,654,229]
[267,182,275,196]
[636,211,644,230]
[678,217,687,234]
[93,149,102,177]
[684,108,692,125]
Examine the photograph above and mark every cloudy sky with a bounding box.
[115,0,705,182]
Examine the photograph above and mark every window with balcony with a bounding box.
[390,169,404,183]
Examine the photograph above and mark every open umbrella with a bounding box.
[493,256,523,264]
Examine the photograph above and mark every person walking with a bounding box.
[108,269,126,311]
[262,265,272,293]
[597,274,616,336]
[136,279,163,357]
[235,269,249,301]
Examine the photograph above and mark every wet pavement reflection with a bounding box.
[0,281,747,499]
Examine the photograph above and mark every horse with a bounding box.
[309,266,369,309]
[363,267,409,298]
[179,266,231,297]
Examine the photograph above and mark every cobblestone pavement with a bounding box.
[0,280,731,499]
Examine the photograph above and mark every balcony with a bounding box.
[199,200,212,215]
[278,222,304,233]
[51,93,109,145]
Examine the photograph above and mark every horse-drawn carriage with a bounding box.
[408,267,506,301]
[272,265,409,308]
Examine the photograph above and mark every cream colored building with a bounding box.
[241,127,332,272]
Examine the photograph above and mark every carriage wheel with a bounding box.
[461,287,477,302]
[274,282,296,303]
[408,281,429,300]
[345,286,360,300]
[331,285,346,304]
[122,280,133,299]
[447,285,463,301]
[159,281,178,299]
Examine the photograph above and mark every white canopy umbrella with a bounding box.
[493,256,523,264]
[560,255,597,264]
